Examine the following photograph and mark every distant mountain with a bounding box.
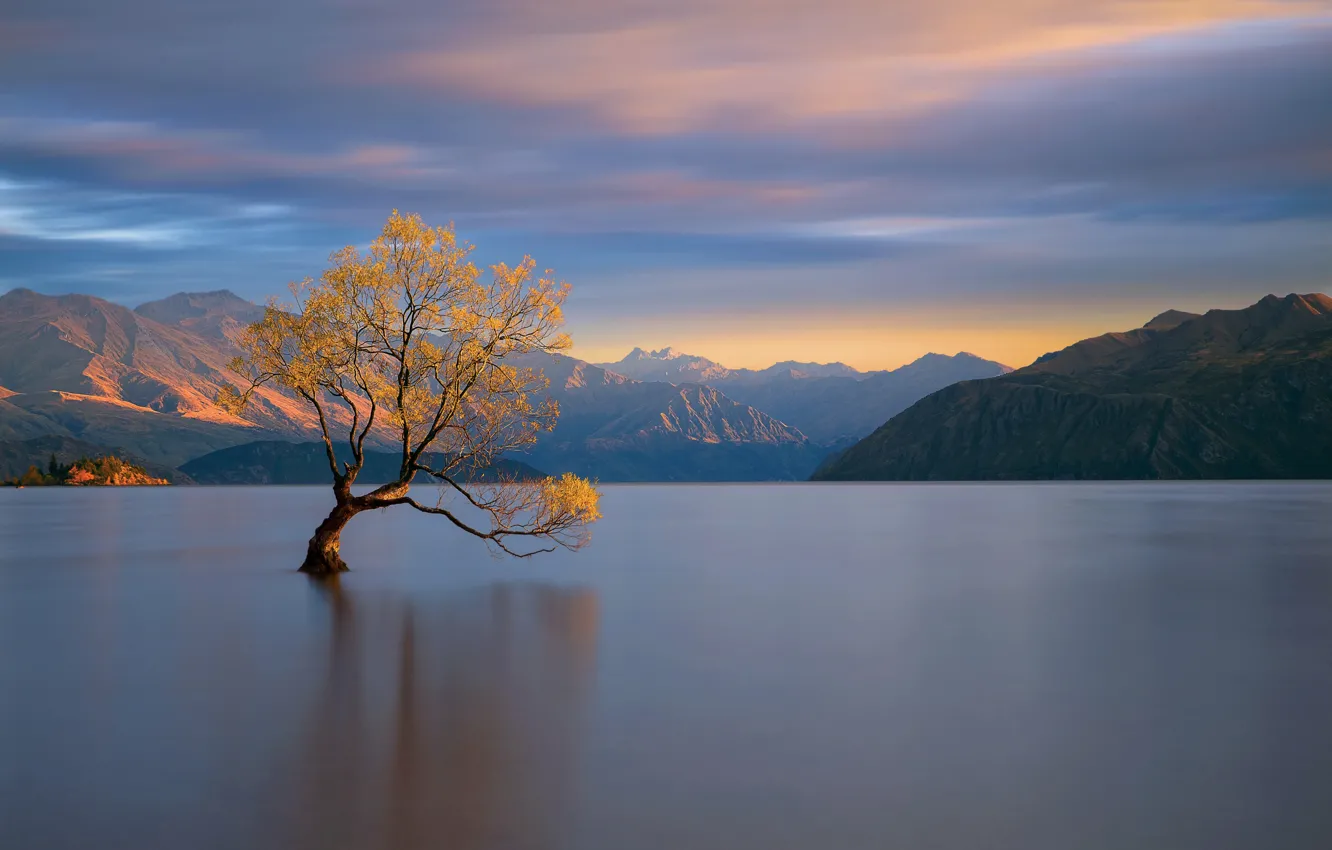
[596,347,736,383]
[0,288,350,465]
[180,441,546,485]
[518,353,825,481]
[0,435,193,483]
[0,289,832,479]
[717,352,1011,445]
[814,293,1332,481]
[594,345,1010,445]
[1,288,1007,480]
[179,355,827,483]
[135,289,265,342]
[748,360,861,380]
[595,347,862,384]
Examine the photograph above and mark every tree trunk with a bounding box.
[301,500,360,575]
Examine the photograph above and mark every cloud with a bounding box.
[0,174,309,246]
[0,119,440,186]
[0,0,1328,364]
[4,4,1328,227]
[383,0,1327,132]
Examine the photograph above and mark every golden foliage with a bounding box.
[223,211,599,555]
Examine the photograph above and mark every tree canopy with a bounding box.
[221,211,601,571]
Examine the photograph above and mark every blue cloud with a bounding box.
[0,2,1327,315]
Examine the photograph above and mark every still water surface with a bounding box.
[3,483,1332,849]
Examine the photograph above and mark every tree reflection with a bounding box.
[291,577,599,850]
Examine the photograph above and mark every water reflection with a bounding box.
[7,484,1332,849]
[290,579,598,850]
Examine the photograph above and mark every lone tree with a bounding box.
[220,211,601,574]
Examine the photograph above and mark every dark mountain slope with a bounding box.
[815,294,1332,481]
[0,435,193,483]
[180,441,546,485]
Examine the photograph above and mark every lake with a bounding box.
[3,483,1332,849]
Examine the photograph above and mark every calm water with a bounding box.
[3,483,1332,849]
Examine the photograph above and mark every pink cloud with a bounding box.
[379,0,1325,133]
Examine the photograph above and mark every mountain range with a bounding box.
[0,287,1010,481]
[597,348,862,384]
[514,353,826,481]
[0,288,335,464]
[596,347,1011,445]
[815,293,1332,481]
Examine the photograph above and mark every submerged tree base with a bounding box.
[300,502,358,575]
[299,549,350,575]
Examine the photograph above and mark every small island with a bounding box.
[3,454,170,487]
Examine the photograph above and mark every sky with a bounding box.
[1,0,1329,370]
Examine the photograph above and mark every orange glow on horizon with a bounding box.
[569,322,1092,372]
[564,295,1274,372]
